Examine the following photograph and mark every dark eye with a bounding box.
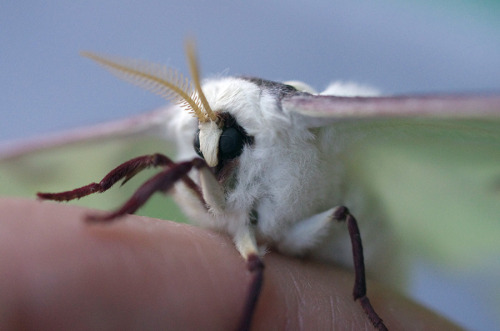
[219,127,245,160]
[193,129,203,158]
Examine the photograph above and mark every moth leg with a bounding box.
[37,153,203,203]
[332,206,388,331]
[279,207,387,330]
[85,158,206,221]
[193,163,262,330]
[234,226,264,331]
[37,154,172,201]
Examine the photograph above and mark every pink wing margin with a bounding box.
[0,107,171,160]
[283,93,500,123]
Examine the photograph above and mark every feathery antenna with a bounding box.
[80,48,212,122]
[185,40,217,122]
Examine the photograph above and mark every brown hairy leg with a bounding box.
[333,206,388,331]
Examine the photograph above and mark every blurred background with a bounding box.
[2,0,500,142]
[2,1,500,329]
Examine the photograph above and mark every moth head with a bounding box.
[80,41,250,167]
[194,113,253,169]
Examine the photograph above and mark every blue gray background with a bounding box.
[2,1,500,142]
[2,1,500,329]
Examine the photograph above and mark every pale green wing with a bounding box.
[339,119,500,266]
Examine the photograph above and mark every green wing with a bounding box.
[341,119,500,267]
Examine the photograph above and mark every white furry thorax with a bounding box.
[167,77,379,256]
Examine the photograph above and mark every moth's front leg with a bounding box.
[197,164,263,331]
[279,206,388,331]
[232,225,263,331]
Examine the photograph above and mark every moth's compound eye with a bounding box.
[219,127,245,160]
[193,129,203,158]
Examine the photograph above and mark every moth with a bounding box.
[1,42,500,330]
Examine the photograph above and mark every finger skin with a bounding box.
[0,198,461,330]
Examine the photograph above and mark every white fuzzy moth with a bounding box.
[3,42,500,330]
